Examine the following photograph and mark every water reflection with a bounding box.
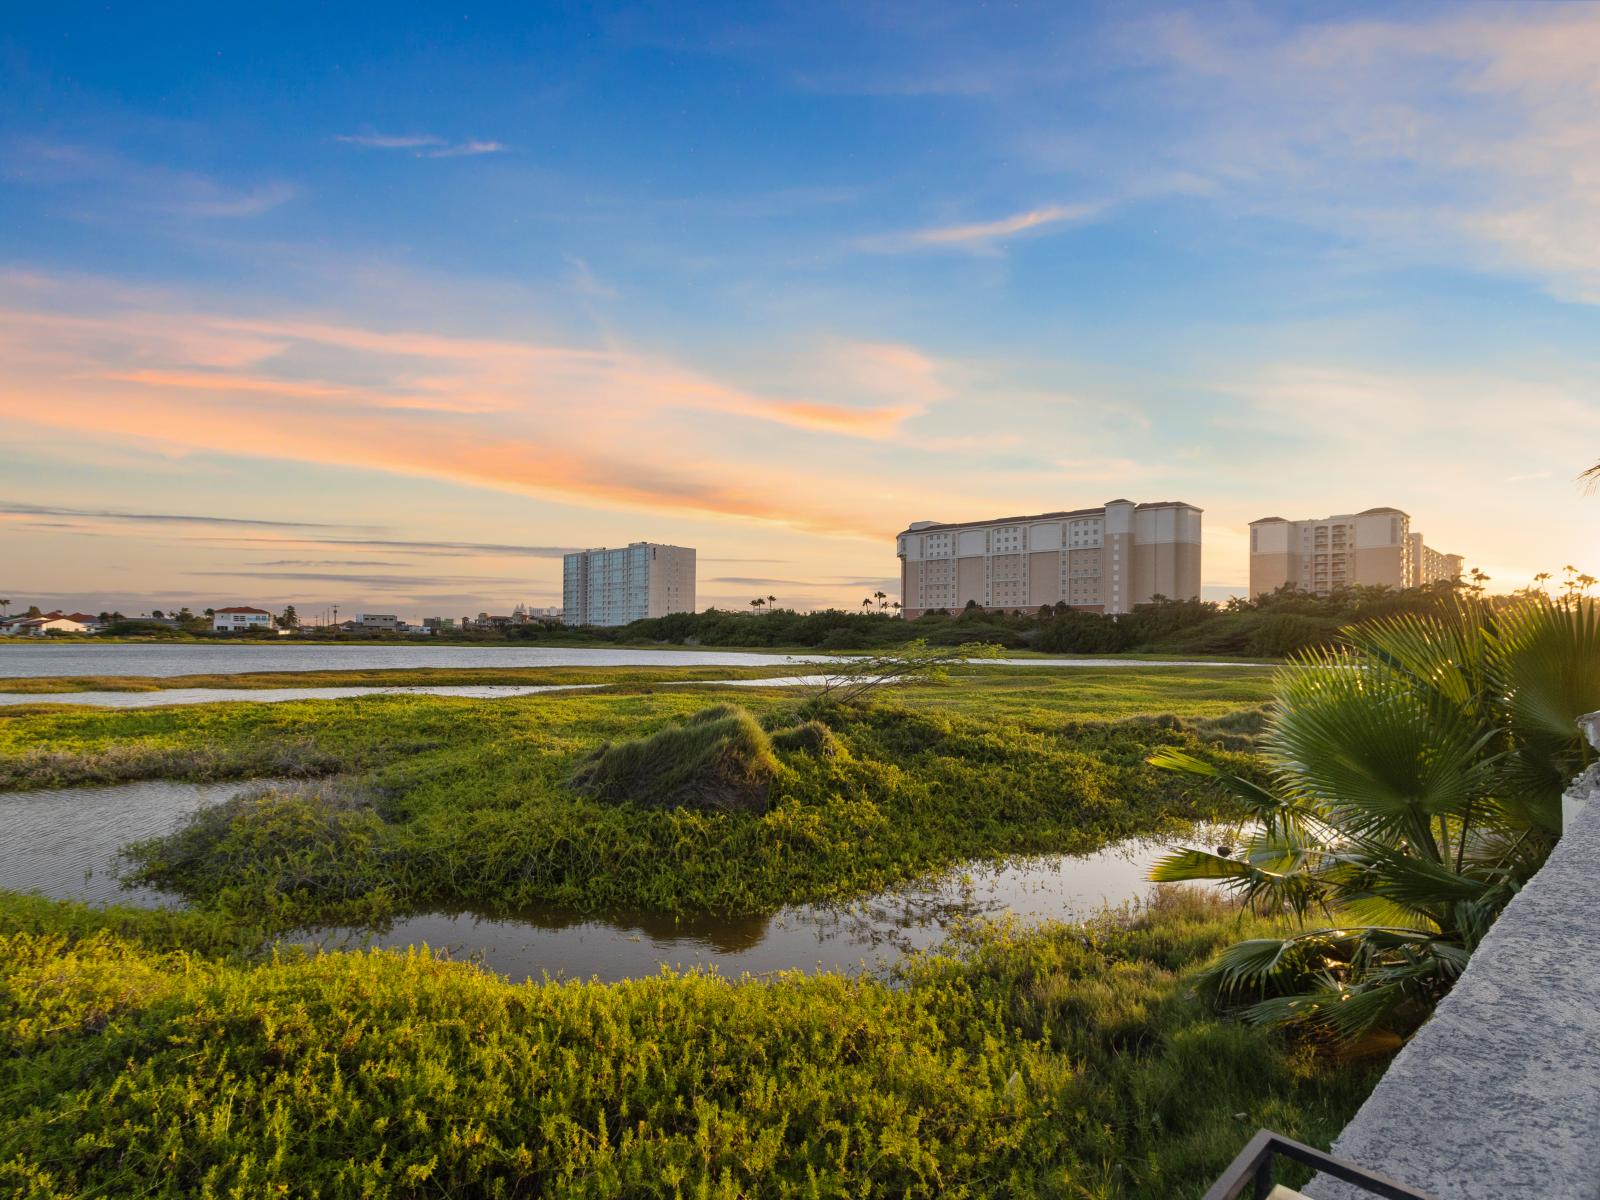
[0,778,1227,981]
[0,778,295,908]
[292,836,1225,983]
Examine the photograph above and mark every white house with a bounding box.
[1,611,94,636]
[212,606,275,633]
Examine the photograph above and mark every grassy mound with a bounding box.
[768,717,850,759]
[569,703,783,813]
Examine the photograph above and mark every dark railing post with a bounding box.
[1203,1129,1439,1200]
[1252,1156,1275,1200]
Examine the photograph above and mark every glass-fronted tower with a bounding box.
[562,542,696,627]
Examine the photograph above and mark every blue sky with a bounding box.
[2,2,1597,616]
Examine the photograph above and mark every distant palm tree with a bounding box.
[892,601,902,615]
[750,598,765,615]
[874,590,888,612]
[861,597,872,611]
[767,594,777,613]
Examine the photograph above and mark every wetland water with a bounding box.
[0,642,1257,681]
[0,778,1227,981]
[0,675,854,708]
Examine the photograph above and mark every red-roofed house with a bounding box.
[0,610,94,636]
[212,606,275,633]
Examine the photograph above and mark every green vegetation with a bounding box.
[496,581,1477,655]
[1153,596,1600,1038]
[571,703,784,813]
[118,696,1262,928]
[0,890,1385,1199]
[0,666,1271,928]
[0,665,1276,791]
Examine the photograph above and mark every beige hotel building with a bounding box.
[897,499,1202,617]
[1249,508,1463,598]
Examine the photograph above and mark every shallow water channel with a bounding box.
[0,778,1231,981]
[0,676,846,709]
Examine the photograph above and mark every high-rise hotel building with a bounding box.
[562,542,696,627]
[1248,508,1462,598]
[896,499,1202,617]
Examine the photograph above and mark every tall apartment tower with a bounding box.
[896,499,1202,618]
[562,542,696,627]
[1248,508,1462,598]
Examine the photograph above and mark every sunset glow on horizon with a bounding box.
[5,3,1599,618]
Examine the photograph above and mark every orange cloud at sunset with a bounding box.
[0,282,956,542]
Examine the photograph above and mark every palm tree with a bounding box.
[1151,594,1600,1040]
[749,598,765,615]
[767,594,777,614]
[861,597,873,611]
[892,601,903,616]
[874,590,888,612]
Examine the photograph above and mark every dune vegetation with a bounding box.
[0,889,1386,1200]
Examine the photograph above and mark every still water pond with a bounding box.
[0,643,1256,681]
[0,676,858,709]
[0,644,827,679]
[0,779,1226,981]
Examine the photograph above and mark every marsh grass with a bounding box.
[0,889,1384,1199]
[112,699,1264,929]
[0,736,345,790]
[4,671,1277,929]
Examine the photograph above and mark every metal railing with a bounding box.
[1202,1129,1439,1200]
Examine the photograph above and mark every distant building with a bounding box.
[212,606,274,633]
[0,610,96,637]
[897,500,1202,618]
[357,613,400,631]
[563,542,696,627]
[1249,508,1463,598]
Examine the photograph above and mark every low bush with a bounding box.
[0,892,1385,1199]
[569,704,783,813]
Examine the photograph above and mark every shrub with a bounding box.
[769,718,850,760]
[1245,613,1339,657]
[569,703,783,813]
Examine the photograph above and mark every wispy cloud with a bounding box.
[335,132,507,159]
[188,570,530,587]
[856,203,1101,253]
[0,279,940,537]
[0,501,348,530]
[2,140,296,219]
[201,535,581,559]
[1128,6,1600,303]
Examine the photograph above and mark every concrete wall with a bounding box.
[1310,712,1600,1200]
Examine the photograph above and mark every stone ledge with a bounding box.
[1309,712,1600,1200]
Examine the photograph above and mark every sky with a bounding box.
[2,1,1598,619]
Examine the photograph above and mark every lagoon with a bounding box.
[0,778,1226,981]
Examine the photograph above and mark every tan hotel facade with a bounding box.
[897,499,1202,618]
[1248,508,1463,598]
